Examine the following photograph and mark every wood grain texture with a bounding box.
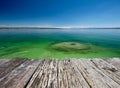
[0,58,120,88]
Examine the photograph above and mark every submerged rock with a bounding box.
[50,42,91,52]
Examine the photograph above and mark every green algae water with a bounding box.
[0,28,120,59]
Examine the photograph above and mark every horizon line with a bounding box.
[0,25,120,29]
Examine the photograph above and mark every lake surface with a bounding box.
[0,28,120,59]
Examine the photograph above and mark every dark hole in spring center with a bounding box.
[70,43,76,45]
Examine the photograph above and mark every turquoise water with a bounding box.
[0,28,120,59]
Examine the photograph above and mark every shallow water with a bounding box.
[0,28,120,59]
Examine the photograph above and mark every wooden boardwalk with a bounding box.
[0,58,120,88]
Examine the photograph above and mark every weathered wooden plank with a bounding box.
[26,59,45,88]
[91,59,120,85]
[91,59,118,72]
[103,58,120,79]
[0,58,120,88]
[14,60,41,88]
[57,60,63,88]
[26,59,52,88]
[57,60,69,88]
[62,59,90,88]
[0,59,27,78]
[0,59,11,65]
[47,59,58,88]
[0,59,41,88]
[103,58,120,69]
[73,59,120,88]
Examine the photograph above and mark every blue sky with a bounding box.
[0,0,120,27]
